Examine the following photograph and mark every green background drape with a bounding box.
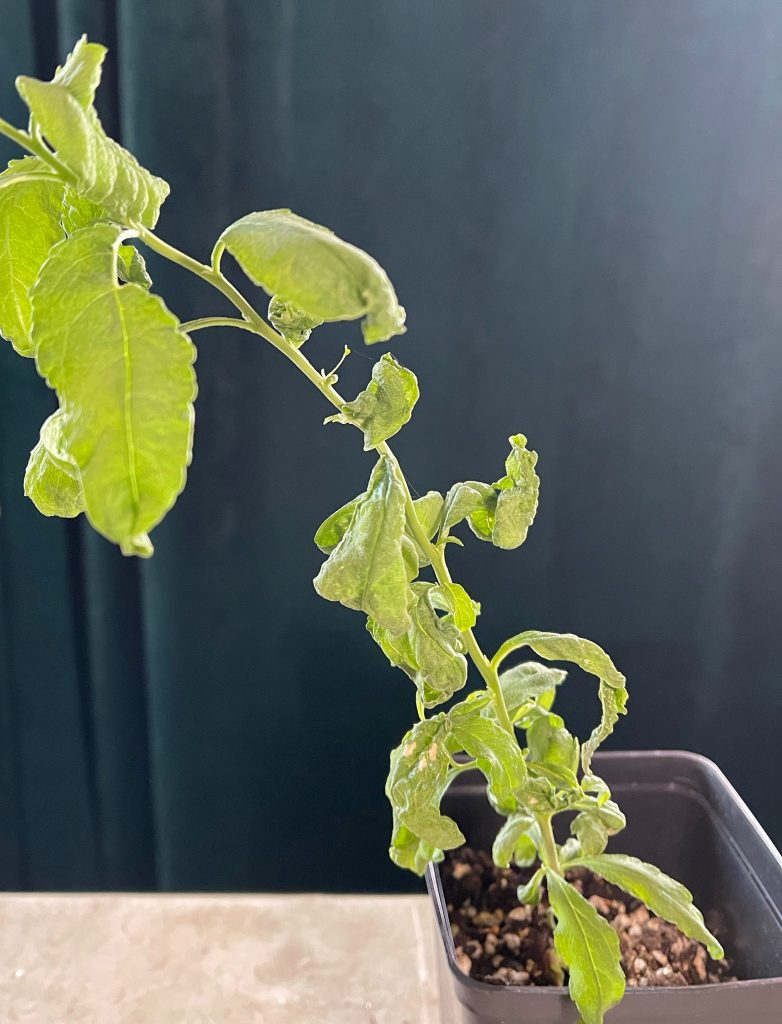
[0,0,780,891]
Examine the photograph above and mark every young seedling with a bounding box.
[0,38,723,1023]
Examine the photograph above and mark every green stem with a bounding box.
[0,118,35,155]
[537,815,562,874]
[181,316,256,334]
[137,226,516,737]
[0,118,74,181]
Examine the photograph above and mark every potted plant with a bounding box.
[0,37,780,1023]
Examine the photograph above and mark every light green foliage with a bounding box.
[24,410,84,518]
[517,865,545,904]
[31,222,196,555]
[441,479,495,534]
[314,495,363,554]
[16,37,169,228]
[387,716,464,873]
[491,813,535,868]
[0,41,723,1023]
[440,435,539,549]
[368,582,468,708]
[268,296,323,347]
[449,708,527,812]
[495,661,567,722]
[526,711,579,775]
[314,456,410,633]
[327,352,419,449]
[493,630,628,772]
[427,582,479,631]
[0,159,66,355]
[406,491,444,566]
[572,854,724,960]
[218,209,406,343]
[491,434,540,549]
[546,871,626,1024]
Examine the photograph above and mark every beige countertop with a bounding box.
[0,893,456,1023]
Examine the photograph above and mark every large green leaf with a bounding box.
[572,854,724,960]
[24,410,84,519]
[218,210,406,343]
[30,222,196,555]
[546,871,625,1024]
[493,631,628,772]
[327,353,418,449]
[0,159,66,355]
[16,38,169,228]
[314,456,410,633]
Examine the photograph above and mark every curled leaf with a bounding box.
[491,434,540,549]
[314,456,410,633]
[493,631,628,772]
[387,716,464,874]
[218,209,406,344]
[24,410,84,519]
[491,813,535,868]
[17,37,169,227]
[327,352,419,449]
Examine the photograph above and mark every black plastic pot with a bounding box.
[426,750,782,1023]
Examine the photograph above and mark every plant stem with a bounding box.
[180,316,256,334]
[0,118,75,181]
[137,226,515,736]
[537,815,562,874]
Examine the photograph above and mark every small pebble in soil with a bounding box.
[443,847,736,989]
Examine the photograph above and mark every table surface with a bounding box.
[0,892,459,1023]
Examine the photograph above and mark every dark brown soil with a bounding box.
[443,847,735,988]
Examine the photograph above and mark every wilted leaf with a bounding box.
[314,456,410,633]
[218,210,406,343]
[17,38,169,227]
[327,353,418,449]
[24,410,84,518]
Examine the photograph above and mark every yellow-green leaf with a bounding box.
[328,353,419,449]
[572,854,724,960]
[0,159,66,355]
[218,209,406,344]
[313,456,410,633]
[17,38,169,228]
[30,222,196,555]
[546,871,625,1024]
[24,410,84,519]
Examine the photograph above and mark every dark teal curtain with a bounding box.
[1,0,780,891]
